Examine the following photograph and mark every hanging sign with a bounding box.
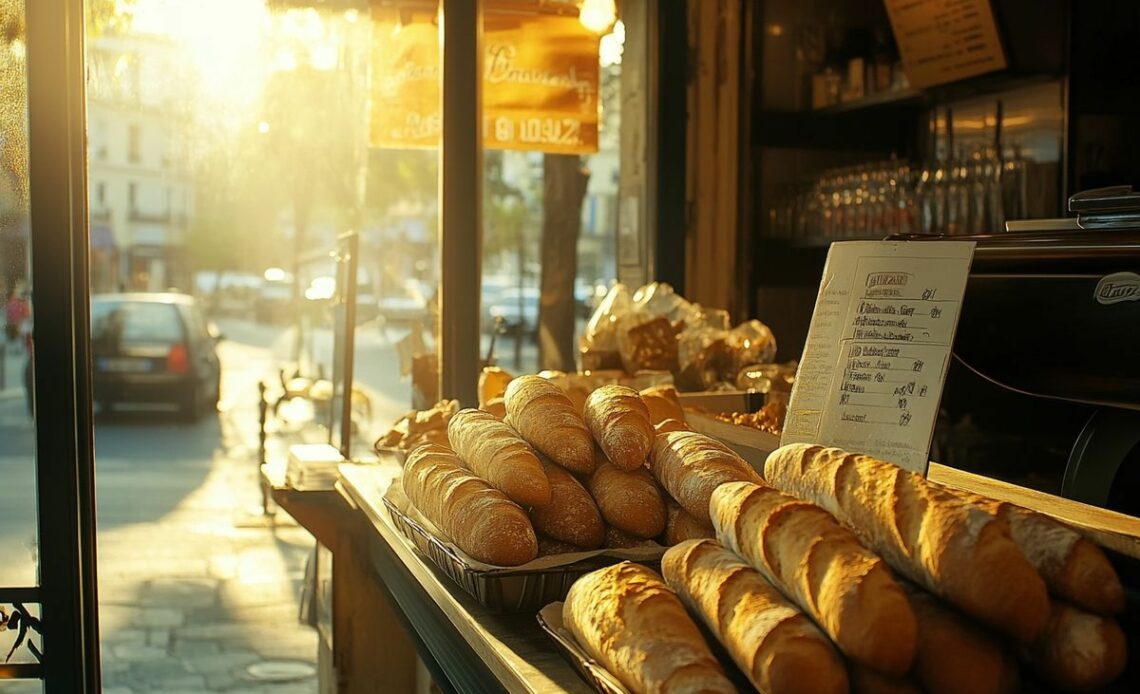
[370,6,600,153]
[780,240,975,474]
[884,0,1007,89]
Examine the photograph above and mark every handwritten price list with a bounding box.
[782,241,975,474]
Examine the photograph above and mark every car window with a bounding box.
[92,301,185,346]
[183,305,209,342]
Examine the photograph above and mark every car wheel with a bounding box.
[178,385,202,423]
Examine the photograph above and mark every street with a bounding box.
[0,319,419,692]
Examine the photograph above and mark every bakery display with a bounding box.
[765,443,1051,643]
[661,500,714,545]
[529,460,605,550]
[401,443,538,566]
[1023,601,1128,690]
[504,375,595,475]
[584,385,655,470]
[447,408,551,507]
[374,399,459,453]
[710,480,918,676]
[639,384,686,427]
[562,562,736,694]
[603,526,663,550]
[662,539,849,694]
[649,430,763,525]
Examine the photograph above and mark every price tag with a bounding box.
[781,241,975,474]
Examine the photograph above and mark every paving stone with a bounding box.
[127,656,193,684]
[204,671,237,690]
[134,607,185,628]
[103,628,148,645]
[171,638,221,657]
[140,577,219,609]
[155,674,207,689]
[112,644,169,662]
[183,650,262,675]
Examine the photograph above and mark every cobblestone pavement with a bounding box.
[1,335,331,693]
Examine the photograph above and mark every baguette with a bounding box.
[504,375,594,474]
[480,396,507,420]
[446,408,551,507]
[765,443,1051,643]
[589,457,667,539]
[903,582,1019,694]
[710,480,917,676]
[530,460,605,549]
[585,385,656,470]
[649,430,763,525]
[604,526,663,549]
[477,366,513,407]
[402,444,538,566]
[563,562,736,694]
[655,418,691,435]
[640,384,686,427]
[953,491,1124,615]
[662,539,849,694]
[1023,602,1127,691]
[662,500,715,545]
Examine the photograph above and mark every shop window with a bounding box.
[127,122,140,163]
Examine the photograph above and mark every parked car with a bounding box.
[91,293,222,421]
[488,287,541,334]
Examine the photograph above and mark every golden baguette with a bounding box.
[903,582,1019,694]
[402,444,538,566]
[530,460,605,549]
[654,417,691,434]
[662,500,714,545]
[585,385,655,470]
[604,526,662,549]
[710,480,917,676]
[1022,602,1127,691]
[563,563,735,694]
[649,430,762,525]
[764,443,1051,643]
[949,490,1124,615]
[588,457,666,539]
[477,366,513,408]
[447,408,551,507]
[504,375,594,474]
[662,539,849,694]
[639,384,686,427]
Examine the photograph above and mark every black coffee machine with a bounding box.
[907,187,1140,515]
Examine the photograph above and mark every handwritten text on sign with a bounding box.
[781,241,975,474]
[370,9,600,154]
[884,0,1007,89]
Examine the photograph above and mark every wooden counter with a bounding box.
[337,463,593,694]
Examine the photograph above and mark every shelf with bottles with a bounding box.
[760,150,1033,244]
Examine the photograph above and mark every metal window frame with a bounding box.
[20,0,103,690]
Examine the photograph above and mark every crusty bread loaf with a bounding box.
[848,664,922,694]
[588,457,666,539]
[903,582,1019,694]
[402,444,538,566]
[530,460,605,549]
[563,562,736,694]
[710,480,917,676]
[477,366,513,408]
[654,417,691,434]
[952,491,1124,615]
[604,526,663,549]
[504,375,594,474]
[640,384,686,427]
[1023,602,1127,691]
[662,500,714,545]
[765,443,1051,643]
[585,385,655,470]
[649,430,763,525]
[662,539,848,694]
[446,408,551,507]
[480,396,507,420]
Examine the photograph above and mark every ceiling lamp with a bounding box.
[579,0,616,34]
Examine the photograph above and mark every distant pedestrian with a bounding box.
[5,289,29,344]
[20,309,33,418]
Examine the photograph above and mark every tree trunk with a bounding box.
[538,155,589,371]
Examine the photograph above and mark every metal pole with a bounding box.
[438,0,483,408]
[340,232,359,459]
[26,0,102,689]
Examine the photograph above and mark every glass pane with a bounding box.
[479,12,624,375]
[0,0,38,594]
[85,0,398,689]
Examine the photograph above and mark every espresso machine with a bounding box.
[912,187,1140,515]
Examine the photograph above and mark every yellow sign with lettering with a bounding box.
[370,8,600,153]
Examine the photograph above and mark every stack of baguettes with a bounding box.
[559,440,1129,694]
[399,376,745,567]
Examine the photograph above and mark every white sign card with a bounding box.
[781,241,975,474]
